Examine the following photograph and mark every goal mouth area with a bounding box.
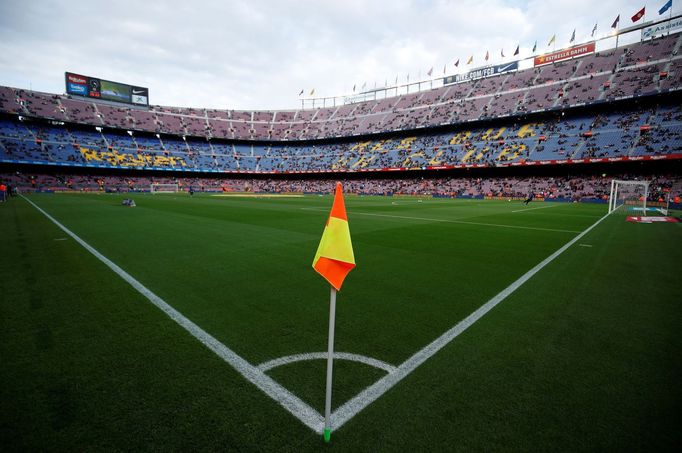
[150,183,180,194]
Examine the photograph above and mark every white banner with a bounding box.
[641,18,682,40]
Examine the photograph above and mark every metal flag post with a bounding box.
[324,286,337,442]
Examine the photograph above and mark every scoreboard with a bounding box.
[65,72,149,106]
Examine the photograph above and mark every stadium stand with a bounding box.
[1,32,681,203]
[1,102,680,172]
[2,172,680,204]
[1,33,681,143]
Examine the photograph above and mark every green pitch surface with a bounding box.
[2,193,680,451]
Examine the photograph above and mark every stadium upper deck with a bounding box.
[1,33,681,142]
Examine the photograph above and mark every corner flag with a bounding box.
[312,182,355,291]
[313,182,355,442]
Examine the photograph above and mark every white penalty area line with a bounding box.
[20,195,326,434]
[328,208,613,432]
[301,207,581,234]
[511,204,562,213]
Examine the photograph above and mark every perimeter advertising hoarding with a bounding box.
[642,18,682,40]
[65,72,149,106]
[534,42,596,66]
[443,61,519,85]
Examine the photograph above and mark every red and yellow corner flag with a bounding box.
[312,182,355,291]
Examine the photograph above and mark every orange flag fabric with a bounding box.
[312,182,355,291]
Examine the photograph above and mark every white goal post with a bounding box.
[608,179,649,214]
[150,183,179,194]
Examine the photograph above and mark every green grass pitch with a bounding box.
[1,192,680,451]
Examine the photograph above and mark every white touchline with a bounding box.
[328,208,613,432]
[511,204,562,213]
[21,195,326,433]
[258,352,397,374]
[301,207,581,234]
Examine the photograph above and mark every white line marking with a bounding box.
[579,244,593,247]
[258,352,397,373]
[21,195,326,433]
[511,204,562,213]
[329,209,612,432]
[23,193,612,434]
[301,207,581,234]
[53,238,68,241]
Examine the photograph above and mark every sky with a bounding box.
[0,0,678,111]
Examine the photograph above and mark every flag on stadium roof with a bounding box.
[312,182,355,291]
[570,29,576,43]
[485,50,489,61]
[309,88,315,96]
[611,14,620,28]
[548,34,556,46]
[501,48,505,58]
[299,89,304,96]
[592,22,598,37]
[427,67,433,77]
[454,58,460,67]
[514,45,519,56]
[631,6,645,22]
[532,41,537,53]
[443,64,446,75]
[659,0,672,15]
[467,55,473,64]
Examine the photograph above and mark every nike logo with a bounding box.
[498,63,516,72]
[132,89,146,94]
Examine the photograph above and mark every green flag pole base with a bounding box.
[324,428,332,442]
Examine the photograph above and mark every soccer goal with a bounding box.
[150,183,179,194]
[608,179,649,214]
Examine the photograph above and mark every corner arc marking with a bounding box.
[258,352,397,374]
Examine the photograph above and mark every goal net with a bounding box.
[608,180,649,215]
[150,183,179,194]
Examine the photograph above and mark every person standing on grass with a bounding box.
[0,182,6,202]
[523,190,534,205]
[189,185,194,197]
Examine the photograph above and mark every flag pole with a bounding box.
[324,286,337,442]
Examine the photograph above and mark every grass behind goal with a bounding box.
[1,193,680,451]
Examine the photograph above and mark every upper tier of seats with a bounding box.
[1,33,681,142]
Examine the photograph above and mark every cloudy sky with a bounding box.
[0,0,677,110]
